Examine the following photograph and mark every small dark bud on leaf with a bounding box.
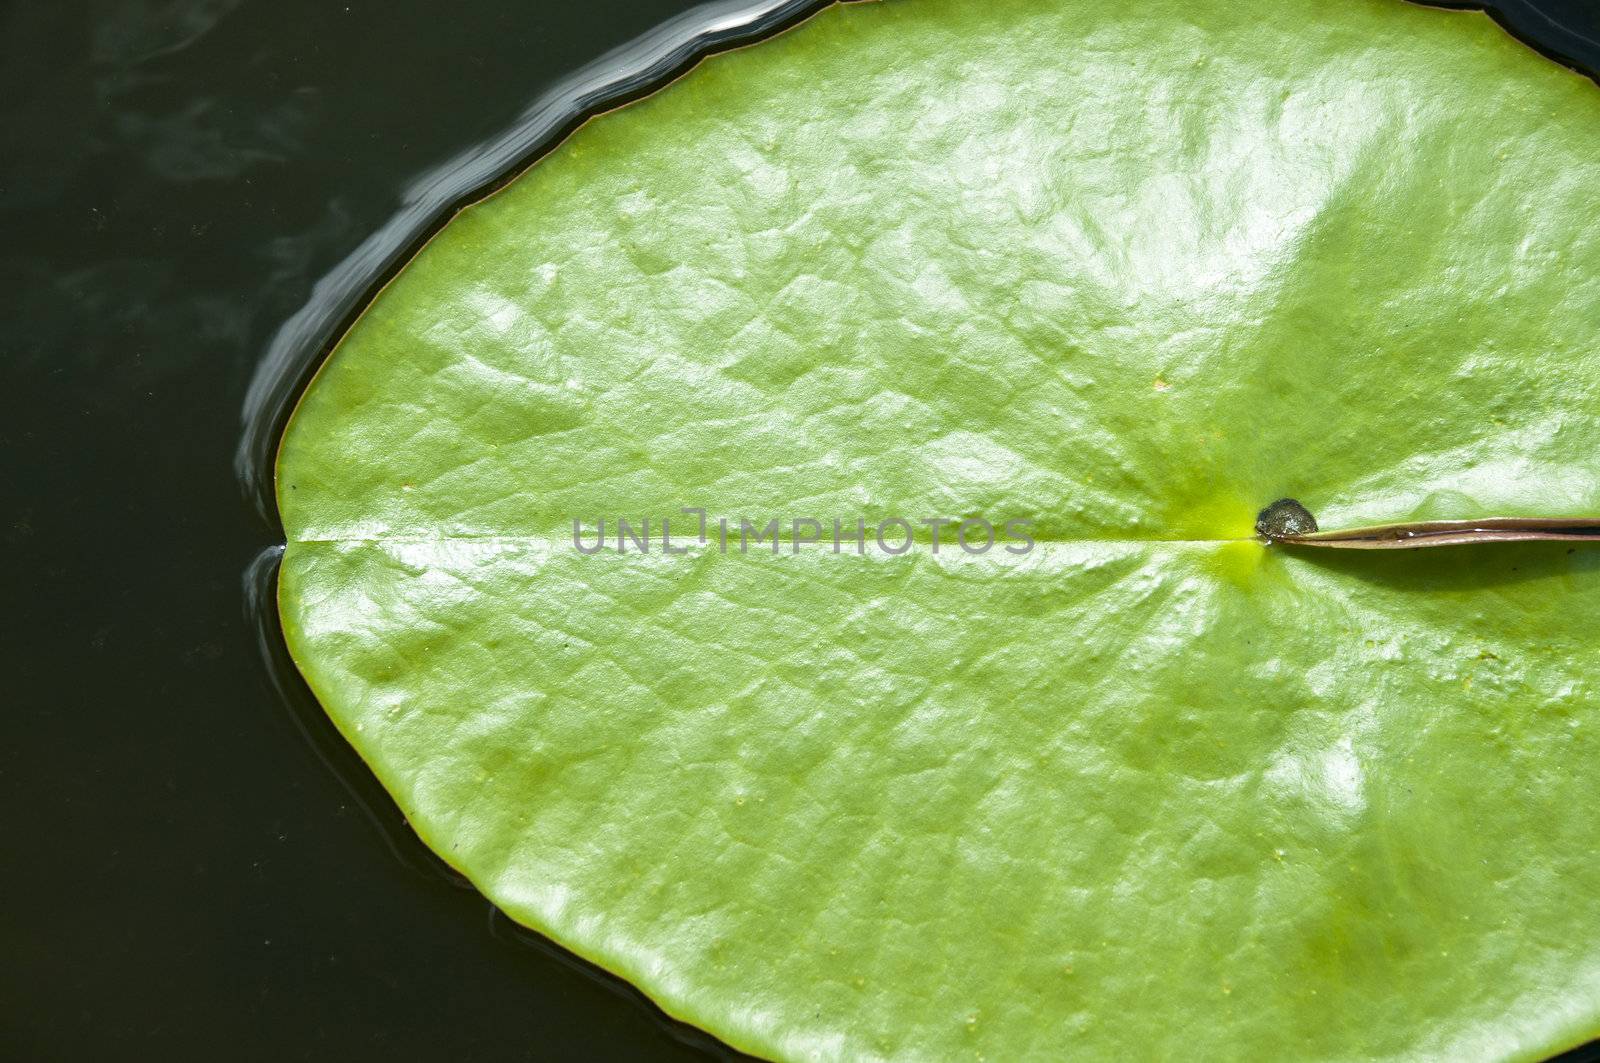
[1256,498,1319,540]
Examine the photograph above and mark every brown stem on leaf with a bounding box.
[1255,498,1600,550]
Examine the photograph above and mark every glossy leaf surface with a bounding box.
[277,0,1600,1058]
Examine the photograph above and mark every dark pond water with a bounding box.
[4,1,1600,1059]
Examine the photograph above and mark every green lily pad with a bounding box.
[276,0,1600,1058]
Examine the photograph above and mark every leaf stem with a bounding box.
[1255,498,1600,550]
